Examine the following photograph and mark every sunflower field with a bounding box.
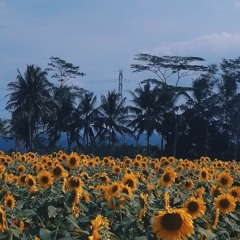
[0,150,239,240]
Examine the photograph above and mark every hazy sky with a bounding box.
[1,0,240,118]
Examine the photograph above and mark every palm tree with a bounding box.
[46,85,78,151]
[128,82,164,154]
[6,65,53,150]
[180,65,220,157]
[76,92,98,149]
[0,118,10,139]
[97,90,130,148]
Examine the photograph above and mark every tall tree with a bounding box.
[131,54,208,155]
[98,91,130,148]
[47,56,85,86]
[76,92,98,149]
[180,65,220,158]
[128,82,164,154]
[0,118,10,139]
[218,58,240,160]
[6,65,53,150]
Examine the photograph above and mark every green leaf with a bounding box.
[78,215,90,222]
[123,215,135,230]
[134,236,148,240]
[9,226,21,238]
[197,226,216,240]
[40,228,52,240]
[48,205,58,218]
[67,215,81,229]
[229,213,240,221]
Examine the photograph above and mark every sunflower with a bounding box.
[214,193,236,214]
[0,207,6,232]
[25,174,36,187]
[122,173,138,192]
[89,214,110,239]
[228,186,240,201]
[133,160,142,168]
[18,174,27,186]
[17,165,26,174]
[112,165,122,175]
[4,194,16,209]
[120,185,133,200]
[80,172,91,181]
[151,208,194,240]
[194,187,205,198]
[123,157,132,167]
[198,167,209,182]
[168,156,176,165]
[37,171,54,188]
[217,171,233,188]
[67,152,80,169]
[51,164,68,179]
[183,196,206,219]
[181,179,194,190]
[158,167,177,187]
[141,161,148,170]
[98,173,110,184]
[135,154,143,162]
[108,182,122,198]
[210,185,223,198]
[66,176,84,191]
[102,157,111,166]
[86,159,97,168]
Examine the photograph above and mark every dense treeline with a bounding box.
[1,55,240,161]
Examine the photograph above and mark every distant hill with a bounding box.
[0,138,15,152]
[0,133,161,153]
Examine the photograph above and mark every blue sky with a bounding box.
[1,0,240,118]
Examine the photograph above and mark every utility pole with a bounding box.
[118,69,123,100]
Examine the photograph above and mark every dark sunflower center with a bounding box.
[112,185,118,193]
[115,168,120,173]
[220,199,230,209]
[42,176,49,184]
[69,158,76,165]
[231,191,237,198]
[188,201,199,213]
[83,174,89,180]
[70,179,80,188]
[122,188,129,195]
[201,171,207,178]
[185,181,191,187]
[53,167,62,175]
[126,179,134,187]
[28,179,34,186]
[7,200,12,208]
[163,173,171,182]
[100,176,107,181]
[20,175,26,183]
[220,177,228,185]
[161,213,183,231]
